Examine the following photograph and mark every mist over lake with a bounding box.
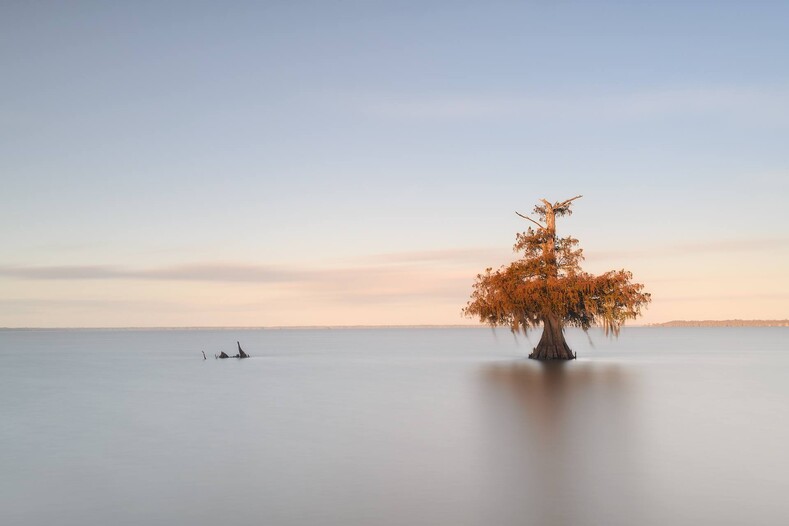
[1,327,787,525]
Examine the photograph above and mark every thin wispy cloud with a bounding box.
[0,298,185,312]
[3,237,784,283]
[586,237,789,262]
[359,86,789,122]
[0,260,475,326]
[0,264,301,282]
[0,256,478,320]
[362,248,507,265]
[141,264,304,282]
[1,236,784,325]
[0,261,471,288]
[0,265,124,280]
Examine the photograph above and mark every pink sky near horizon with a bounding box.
[2,235,786,327]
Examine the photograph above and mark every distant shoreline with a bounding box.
[649,320,789,327]
[1,321,787,330]
[0,324,484,331]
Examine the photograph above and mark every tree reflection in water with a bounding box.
[478,361,642,526]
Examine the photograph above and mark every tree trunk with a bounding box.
[529,314,575,360]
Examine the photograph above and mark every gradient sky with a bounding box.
[2,1,788,327]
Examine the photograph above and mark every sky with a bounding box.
[1,1,788,327]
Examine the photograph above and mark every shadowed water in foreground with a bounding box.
[1,328,788,525]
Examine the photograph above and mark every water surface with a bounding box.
[1,327,787,525]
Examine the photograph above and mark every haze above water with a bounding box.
[2,327,788,526]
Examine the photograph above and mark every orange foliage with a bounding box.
[464,197,651,337]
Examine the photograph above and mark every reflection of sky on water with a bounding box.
[478,361,639,526]
[2,328,789,525]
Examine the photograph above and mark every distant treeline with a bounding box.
[651,320,789,327]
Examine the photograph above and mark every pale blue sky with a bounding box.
[1,1,787,326]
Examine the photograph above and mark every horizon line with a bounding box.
[2,320,785,331]
[0,324,483,331]
[0,323,697,331]
[0,323,645,331]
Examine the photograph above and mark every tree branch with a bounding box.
[557,195,583,208]
[515,211,546,229]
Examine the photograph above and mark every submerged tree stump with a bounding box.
[216,342,250,359]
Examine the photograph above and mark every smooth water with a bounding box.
[1,327,788,526]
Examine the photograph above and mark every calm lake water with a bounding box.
[1,327,788,526]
